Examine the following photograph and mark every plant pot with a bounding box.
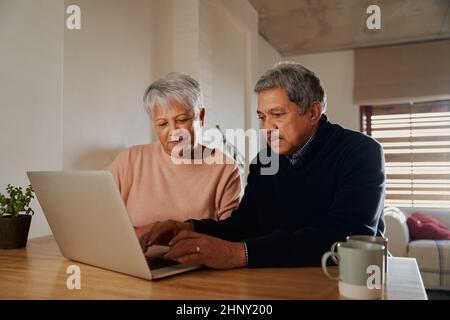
[0,215,32,249]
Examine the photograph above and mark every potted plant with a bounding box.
[0,184,35,249]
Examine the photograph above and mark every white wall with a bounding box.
[217,0,259,135]
[0,0,63,238]
[199,0,246,134]
[149,0,174,80]
[254,35,282,129]
[258,36,282,76]
[287,50,358,131]
[62,0,152,170]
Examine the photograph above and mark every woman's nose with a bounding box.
[169,128,188,142]
[168,122,178,131]
[167,122,182,136]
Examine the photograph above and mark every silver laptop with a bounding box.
[27,171,201,280]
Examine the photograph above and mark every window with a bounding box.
[361,100,450,209]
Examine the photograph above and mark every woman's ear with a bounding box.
[199,107,206,127]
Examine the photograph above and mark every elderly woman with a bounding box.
[107,72,242,243]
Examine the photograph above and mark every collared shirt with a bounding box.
[286,130,317,166]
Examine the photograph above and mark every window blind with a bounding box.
[354,40,450,105]
[361,100,450,209]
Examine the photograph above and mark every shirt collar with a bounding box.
[287,127,318,166]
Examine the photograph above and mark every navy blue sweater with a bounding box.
[192,115,386,267]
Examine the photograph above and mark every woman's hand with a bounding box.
[138,220,193,251]
[134,222,158,251]
[164,230,246,270]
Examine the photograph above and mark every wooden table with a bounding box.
[0,236,427,300]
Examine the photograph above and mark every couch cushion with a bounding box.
[408,240,450,290]
[407,212,450,241]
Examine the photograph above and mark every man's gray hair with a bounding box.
[254,61,327,114]
[143,72,203,118]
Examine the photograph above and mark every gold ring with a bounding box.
[196,246,200,253]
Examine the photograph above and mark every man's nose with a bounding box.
[262,117,277,131]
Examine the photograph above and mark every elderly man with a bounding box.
[140,62,385,269]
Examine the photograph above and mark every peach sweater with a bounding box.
[106,143,242,227]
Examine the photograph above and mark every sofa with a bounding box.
[384,207,450,290]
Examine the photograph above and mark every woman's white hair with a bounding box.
[143,72,204,118]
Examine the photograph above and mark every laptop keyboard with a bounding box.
[146,256,180,270]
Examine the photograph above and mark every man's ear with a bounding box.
[199,107,206,127]
[308,102,323,125]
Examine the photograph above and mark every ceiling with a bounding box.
[248,0,450,56]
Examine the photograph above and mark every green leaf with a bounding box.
[0,183,35,217]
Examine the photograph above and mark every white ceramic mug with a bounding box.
[322,241,385,300]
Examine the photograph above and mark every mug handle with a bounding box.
[321,251,340,281]
[329,241,342,264]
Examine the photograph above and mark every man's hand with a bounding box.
[163,230,246,270]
